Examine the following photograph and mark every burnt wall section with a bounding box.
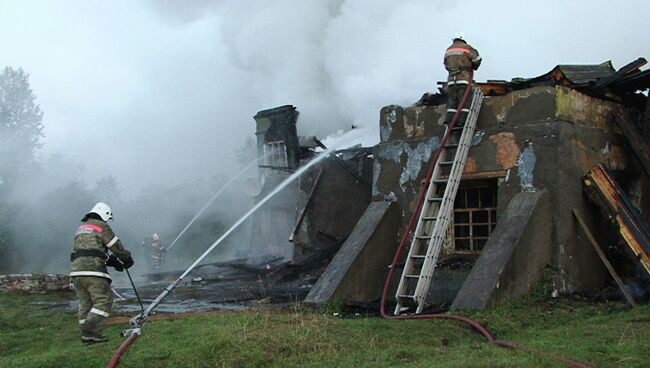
[374,85,637,295]
[293,153,373,262]
[304,201,399,305]
[452,191,551,310]
[254,105,300,169]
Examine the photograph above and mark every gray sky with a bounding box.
[1,0,648,195]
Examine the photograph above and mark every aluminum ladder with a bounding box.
[394,87,484,314]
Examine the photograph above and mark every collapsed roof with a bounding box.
[422,57,650,108]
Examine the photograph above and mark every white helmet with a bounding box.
[452,32,465,42]
[152,233,160,241]
[89,202,113,221]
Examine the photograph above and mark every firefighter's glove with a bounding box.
[106,255,124,272]
[122,256,134,270]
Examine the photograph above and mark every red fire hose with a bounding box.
[106,330,140,368]
[106,79,591,368]
[379,81,592,368]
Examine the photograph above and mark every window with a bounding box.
[264,141,288,169]
[450,180,497,253]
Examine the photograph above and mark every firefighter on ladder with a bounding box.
[443,33,481,125]
[150,232,166,271]
[70,202,134,344]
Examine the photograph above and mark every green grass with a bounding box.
[1,292,649,367]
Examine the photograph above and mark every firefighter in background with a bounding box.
[443,33,481,125]
[150,232,166,271]
[70,202,134,344]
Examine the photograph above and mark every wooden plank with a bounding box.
[289,168,324,243]
[573,208,637,307]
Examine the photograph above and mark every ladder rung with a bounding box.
[427,197,443,202]
[410,255,425,259]
[439,160,454,165]
[422,216,437,221]
[404,274,420,279]
[398,294,415,299]
[451,125,464,131]
[444,143,459,148]
[416,235,431,240]
[432,178,447,183]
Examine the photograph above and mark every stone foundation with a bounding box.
[0,274,71,293]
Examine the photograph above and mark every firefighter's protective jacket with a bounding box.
[70,218,131,280]
[444,40,481,85]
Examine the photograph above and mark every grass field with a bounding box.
[1,291,649,367]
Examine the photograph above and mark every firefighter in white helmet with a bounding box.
[150,232,166,271]
[70,202,134,344]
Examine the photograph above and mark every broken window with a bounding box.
[450,179,497,253]
[264,141,288,169]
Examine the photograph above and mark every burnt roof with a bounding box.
[509,61,615,89]
[554,61,616,84]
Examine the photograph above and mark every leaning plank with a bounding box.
[572,208,636,307]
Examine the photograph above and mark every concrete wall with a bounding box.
[452,191,552,310]
[304,201,399,305]
[298,155,373,255]
[373,85,639,296]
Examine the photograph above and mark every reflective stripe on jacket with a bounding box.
[444,40,481,84]
[70,218,131,279]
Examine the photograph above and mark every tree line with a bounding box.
[0,66,252,274]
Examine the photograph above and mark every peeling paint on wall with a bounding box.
[403,113,425,139]
[384,192,397,202]
[489,132,521,169]
[600,142,610,155]
[399,137,441,192]
[608,145,627,171]
[381,108,397,142]
[572,139,627,173]
[464,157,477,173]
[378,143,405,163]
[380,123,392,142]
[517,142,536,192]
[471,131,485,146]
[372,161,381,196]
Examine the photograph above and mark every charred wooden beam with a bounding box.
[596,57,647,89]
[582,164,650,276]
[289,168,324,242]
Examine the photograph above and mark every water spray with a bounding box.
[110,132,370,368]
[166,156,263,252]
[125,147,337,332]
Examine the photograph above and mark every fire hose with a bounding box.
[106,82,591,368]
[379,80,592,368]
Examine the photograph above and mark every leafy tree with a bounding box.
[0,67,43,272]
[0,67,44,193]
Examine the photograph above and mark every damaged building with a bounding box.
[241,58,650,312]
[190,57,650,313]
